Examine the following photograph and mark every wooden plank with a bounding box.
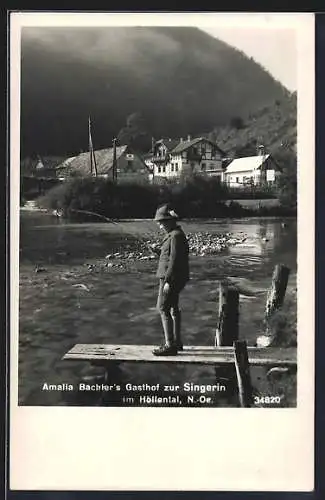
[62,344,297,366]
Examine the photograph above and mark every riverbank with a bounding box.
[34,175,296,219]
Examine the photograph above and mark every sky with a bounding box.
[200,26,297,92]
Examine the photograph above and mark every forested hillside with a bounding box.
[208,93,296,157]
[21,26,289,157]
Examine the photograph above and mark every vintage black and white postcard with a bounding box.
[10,12,314,491]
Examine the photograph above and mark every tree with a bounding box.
[230,116,245,130]
[234,141,257,157]
[20,156,37,175]
[117,112,151,153]
[274,149,297,209]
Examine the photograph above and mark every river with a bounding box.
[18,211,297,406]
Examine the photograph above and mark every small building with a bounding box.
[224,152,279,187]
[56,146,151,183]
[21,156,65,198]
[145,136,225,181]
[32,156,66,179]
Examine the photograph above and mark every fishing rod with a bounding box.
[66,208,160,254]
[68,208,119,224]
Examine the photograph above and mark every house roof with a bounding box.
[34,156,67,170]
[147,136,225,159]
[142,152,154,160]
[225,154,271,174]
[56,146,128,175]
[171,137,224,155]
[35,160,45,170]
[155,138,180,152]
[56,146,151,176]
[56,156,77,169]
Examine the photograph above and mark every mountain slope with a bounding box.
[21,26,290,157]
[208,93,296,157]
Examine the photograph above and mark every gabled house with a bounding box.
[145,136,225,181]
[144,138,179,178]
[56,145,151,183]
[224,150,279,187]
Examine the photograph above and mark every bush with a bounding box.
[38,175,295,220]
[274,149,297,209]
[38,178,162,219]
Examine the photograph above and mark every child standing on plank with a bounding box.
[151,204,190,356]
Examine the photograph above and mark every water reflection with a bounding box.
[224,219,296,263]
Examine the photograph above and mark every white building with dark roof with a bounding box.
[224,153,279,187]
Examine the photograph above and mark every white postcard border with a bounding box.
[10,12,315,491]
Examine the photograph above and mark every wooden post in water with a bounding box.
[91,360,124,405]
[265,264,290,319]
[256,264,291,347]
[214,283,239,404]
[215,283,239,347]
[234,340,253,408]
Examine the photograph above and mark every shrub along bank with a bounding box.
[37,176,296,219]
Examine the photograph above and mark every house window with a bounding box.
[236,177,239,183]
[158,147,165,158]
[163,166,166,173]
[175,163,178,172]
[171,164,174,172]
[158,166,161,173]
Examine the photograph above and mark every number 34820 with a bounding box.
[254,395,282,405]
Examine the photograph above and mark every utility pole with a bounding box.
[88,116,93,175]
[88,116,98,177]
[151,136,155,183]
[112,137,117,183]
